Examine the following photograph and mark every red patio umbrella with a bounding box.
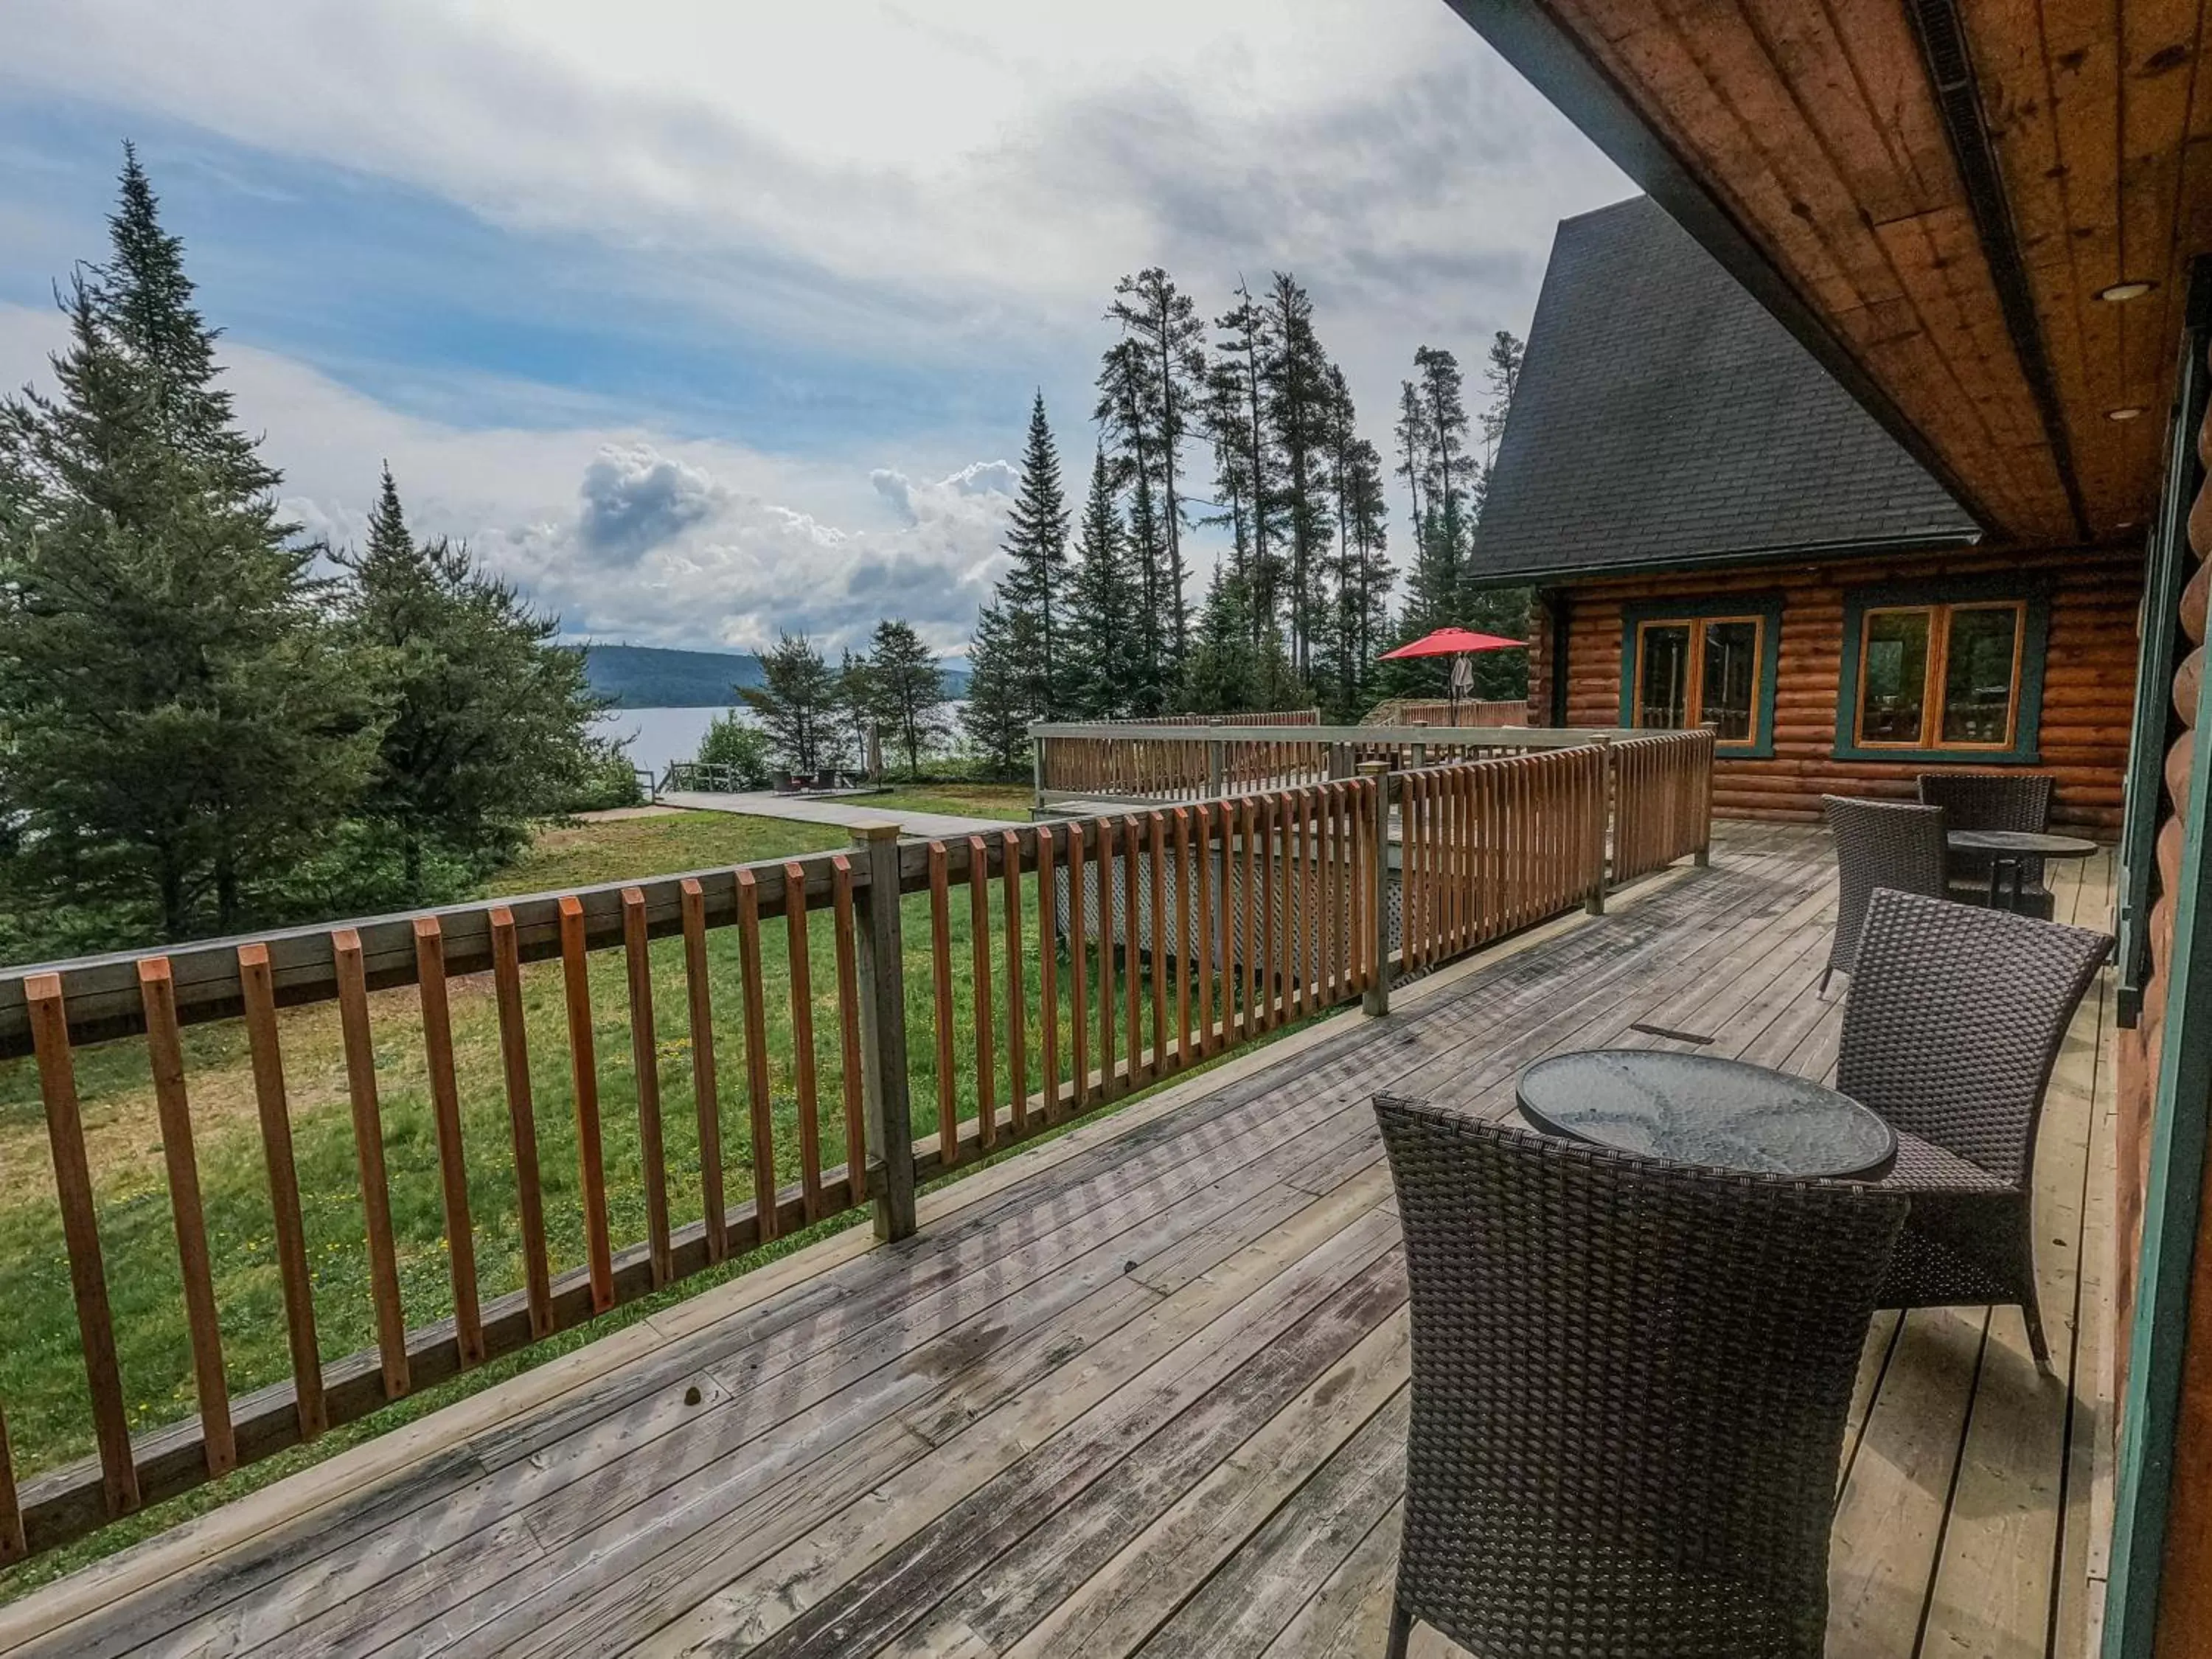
[1379,627,1526,724]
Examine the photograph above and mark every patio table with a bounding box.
[1945,828,2098,912]
[1517,1048,1896,1180]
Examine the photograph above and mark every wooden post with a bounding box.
[1360,763,1393,1017]
[1587,734,1612,915]
[852,824,916,1241]
[1030,727,1047,813]
[1207,721,1226,800]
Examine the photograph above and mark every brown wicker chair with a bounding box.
[1374,1097,1907,1659]
[1842,888,2109,1371]
[1919,771,2058,919]
[1820,795,1951,995]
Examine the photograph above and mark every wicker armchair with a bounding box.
[1919,771,2058,919]
[1820,795,1951,995]
[1374,1097,1907,1659]
[1842,888,2109,1370]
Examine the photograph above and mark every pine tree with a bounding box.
[863,618,948,775]
[338,464,605,902]
[1206,279,1285,635]
[1479,328,1525,470]
[741,634,842,777]
[961,602,1038,780]
[1261,273,1337,686]
[0,147,379,942]
[1063,448,1144,718]
[999,392,1071,714]
[1097,268,1206,703]
[1317,367,1395,721]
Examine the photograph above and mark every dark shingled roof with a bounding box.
[1471,196,1978,586]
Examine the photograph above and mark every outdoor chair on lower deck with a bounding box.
[1919,770,2057,920]
[1819,794,1951,995]
[1373,1097,1907,1659]
[1842,887,2110,1371]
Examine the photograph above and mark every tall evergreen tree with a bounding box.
[1206,279,1285,634]
[337,465,604,902]
[998,391,1071,714]
[1097,268,1206,701]
[0,147,379,943]
[1318,368,1395,721]
[1261,272,1336,685]
[1180,563,1265,715]
[861,618,948,775]
[1062,448,1144,718]
[960,602,1037,779]
[1479,328,1525,470]
[741,633,842,776]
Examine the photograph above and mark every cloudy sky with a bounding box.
[0,0,1630,657]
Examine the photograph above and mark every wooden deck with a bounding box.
[0,823,2118,1659]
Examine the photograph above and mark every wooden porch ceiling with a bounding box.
[1448,0,2212,549]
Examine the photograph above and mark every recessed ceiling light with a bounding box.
[2107,406,2146,421]
[2098,281,2156,302]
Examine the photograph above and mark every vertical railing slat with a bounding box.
[557,896,615,1312]
[1195,804,1216,1056]
[1097,818,1119,1099]
[237,945,327,1439]
[736,869,779,1243]
[678,880,728,1262]
[1069,822,1090,1112]
[928,841,959,1164]
[0,1404,22,1562]
[968,837,997,1152]
[330,933,411,1394]
[488,908,554,1338]
[620,889,674,1287]
[1001,830,1027,1138]
[1037,828,1062,1124]
[411,919,484,1367]
[830,856,867,1209]
[1239,797,1259,1041]
[1121,815,1144,1088]
[784,864,825,1222]
[139,957,237,1466]
[1148,811,1168,1073]
[27,975,141,1514]
[1173,808,1193,1067]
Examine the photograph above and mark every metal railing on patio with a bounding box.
[0,727,1711,1561]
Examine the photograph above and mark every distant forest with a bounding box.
[582,644,973,709]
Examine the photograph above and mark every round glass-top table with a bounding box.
[1516,1049,1896,1180]
[1945,829,2100,911]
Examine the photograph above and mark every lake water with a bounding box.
[595,702,974,777]
[593,706,746,773]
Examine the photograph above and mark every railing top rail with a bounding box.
[1029,720,1629,748]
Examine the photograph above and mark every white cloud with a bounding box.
[0,300,1014,653]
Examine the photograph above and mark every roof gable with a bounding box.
[1472,196,1978,586]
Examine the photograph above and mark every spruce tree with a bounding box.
[863,618,948,775]
[1206,280,1286,634]
[0,147,379,943]
[338,465,605,902]
[961,602,1037,779]
[999,392,1071,714]
[1063,448,1144,718]
[1181,563,1265,714]
[741,634,842,777]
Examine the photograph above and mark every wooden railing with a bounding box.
[0,733,1712,1561]
[1610,730,1717,883]
[1032,720,1620,808]
[1361,698,1527,729]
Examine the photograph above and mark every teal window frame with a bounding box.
[1616,593,1784,759]
[1832,576,2049,765]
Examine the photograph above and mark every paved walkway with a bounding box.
[657,790,1013,841]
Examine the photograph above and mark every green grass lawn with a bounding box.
[0,803,1253,1599]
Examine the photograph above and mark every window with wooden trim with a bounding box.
[1851,599,2028,751]
[1630,614,1767,745]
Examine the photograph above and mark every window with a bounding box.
[1834,582,2047,764]
[1620,601,1780,755]
[1851,601,2026,751]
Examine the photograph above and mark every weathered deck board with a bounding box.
[1,825,2116,1659]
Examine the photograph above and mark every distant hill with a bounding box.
[581,643,970,707]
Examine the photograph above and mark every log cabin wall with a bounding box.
[1528,546,2144,830]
